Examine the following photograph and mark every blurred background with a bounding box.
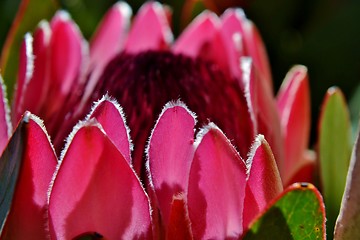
[0,0,359,144]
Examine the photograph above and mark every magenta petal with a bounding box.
[243,135,283,230]
[147,101,196,227]
[12,33,33,125]
[0,76,11,154]
[20,22,51,118]
[276,65,311,184]
[0,114,57,239]
[242,58,285,178]
[90,2,131,68]
[84,2,132,108]
[124,2,172,53]
[48,122,152,239]
[221,9,272,91]
[44,11,84,119]
[173,11,219,59]
[220,9,246,81]
[187,124,247,239]
[87,95,132,164]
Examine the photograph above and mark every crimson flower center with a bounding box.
[91,50,253,175]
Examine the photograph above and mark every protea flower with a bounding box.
[8,1,312,184]
[0,1,341,239]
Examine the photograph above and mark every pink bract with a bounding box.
[0,1,314,239]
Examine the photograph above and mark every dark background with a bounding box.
[0,0,359,144]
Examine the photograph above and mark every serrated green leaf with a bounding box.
[318,87,352,238]
[0,116,27,227]
[334,127,360,240]
[0,0,57,100]
[243,183,326,240]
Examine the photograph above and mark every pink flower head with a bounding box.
[0,1,315,239]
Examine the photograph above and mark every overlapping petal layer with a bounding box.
[48,121,152,239]
[0,1,323,239]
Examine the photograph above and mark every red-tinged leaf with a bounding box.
[242,183,326,240]
[0,113,26,228]
[48,122,152,239]
[187,124,247,239]
[87,95,132,164]
[276,65,311,185]
[0,76,11,155]
[243,135,283,230]
[0,0,57,99]
[173,11,219,59]
[334,127,360,239]
[166,194,193,240]
[124,2,172,53]
[318,87,352,237]
[0,114,57,240]
[242,57,284,178]
[147,101,196,227]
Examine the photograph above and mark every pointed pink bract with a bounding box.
[21,22,51,118]
[90,2,131,69]
[147,102,196,227]
[12,34,33,125]
[173,11,219,59]
[221,9,272,91]
[0,114,57,240]
[83,2,132,109]
[187,124,247,239]
[48,123,152,239]
[220,9,246,82]
[243,135,283,230]
[276,65,311,184]
[124,2,172,53]
[44,11,84,120]
[242,58,284,178]
[87,96,132,164]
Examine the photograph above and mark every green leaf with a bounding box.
[0,114,28,227]
[318,87,352,238]
[334,126,360,240]
[243,183,326,240]
[349,84,360,140]
[0,0,57,100]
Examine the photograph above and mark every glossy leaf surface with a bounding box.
[243,183,326,240]
[318,87,351,237]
